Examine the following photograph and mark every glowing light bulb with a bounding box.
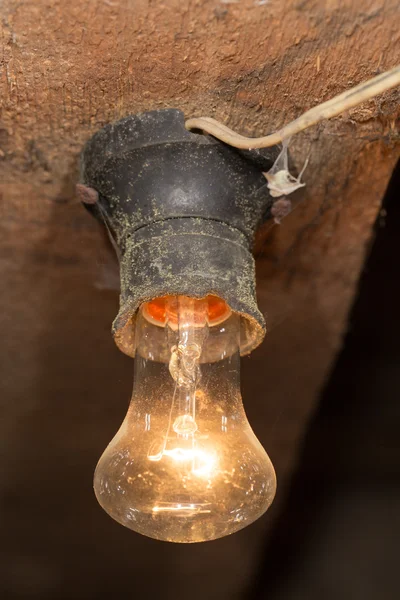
[94,296,276,543]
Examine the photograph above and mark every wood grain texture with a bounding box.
[0,1,399,599]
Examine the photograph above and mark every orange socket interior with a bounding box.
[143,295,231,327]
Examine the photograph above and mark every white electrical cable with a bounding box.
[185,65,400,149]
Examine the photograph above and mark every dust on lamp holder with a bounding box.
[79,109,279,543]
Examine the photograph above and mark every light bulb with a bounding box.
[94,295,276,543]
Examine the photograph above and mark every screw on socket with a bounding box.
[76,183,99,205]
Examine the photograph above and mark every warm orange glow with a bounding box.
[148,444,218,478]
[143,295,231,327]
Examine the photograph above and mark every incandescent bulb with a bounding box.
[94,296,276,543]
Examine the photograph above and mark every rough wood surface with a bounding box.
[0,1,399,599]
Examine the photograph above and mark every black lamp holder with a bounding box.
[80,108,279,357]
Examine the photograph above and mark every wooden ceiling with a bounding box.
[1,1,399,598]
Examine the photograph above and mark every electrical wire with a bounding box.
[185,65,400,149]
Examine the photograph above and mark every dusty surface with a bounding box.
[0,1,399,599]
